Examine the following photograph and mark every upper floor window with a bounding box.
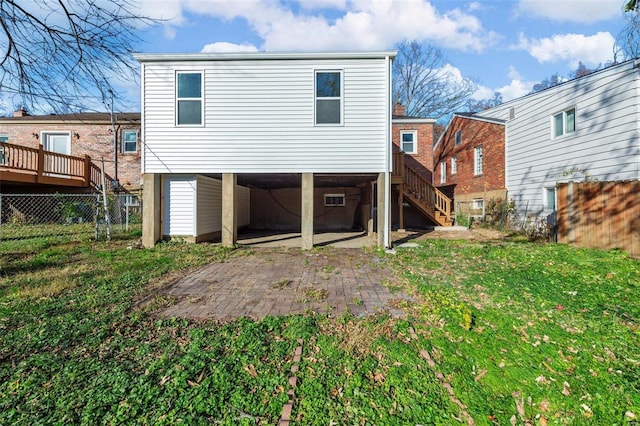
[400,130,417,154]
[0,134,8,143]
[553,107,575,138]
[440,161,446,184]
[315,70,342,125]
[451,156,457,174]
[122,130,138,153]
[474,146,483,175]
[176,71,203,126]
[455,130,462,146]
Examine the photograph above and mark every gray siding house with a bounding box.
[475,59,640,222]
[134,51,396,248]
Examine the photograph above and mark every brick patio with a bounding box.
[160,247,412,321]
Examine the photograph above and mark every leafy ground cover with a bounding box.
[1,233,638,424]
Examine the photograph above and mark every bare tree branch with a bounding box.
[0,0,159,113]
[615,7,640,61]
[392,40,477,119]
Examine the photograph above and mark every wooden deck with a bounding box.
[0,141,102,188]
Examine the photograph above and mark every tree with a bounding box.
[615,4,640,60]
[0,1,156,113]
[465,92,503,113]
[393,40,477,119]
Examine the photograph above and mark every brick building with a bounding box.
[0,109,141,192]
[433,113,506,216]
[391,102,435,182]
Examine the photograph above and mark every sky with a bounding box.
[128,0,632,112]
[5,0,631,115]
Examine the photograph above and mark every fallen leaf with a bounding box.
[581,404,593,417]
[244,364,258,378]
[626,411,637,420]
[562,381,571,396]
[474,368,488,382]
[539,416,548,425]
[556,305,565,310]
[535,375,550,385]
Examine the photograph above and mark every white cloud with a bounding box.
[497,78,536,101]
[516,0,621,23]
[472,84,495,101]
[507,65,522,81]
[516,32,615,67]
[157,0,498,53]
[201,42,259,53]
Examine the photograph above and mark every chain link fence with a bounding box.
[0,193,142,241]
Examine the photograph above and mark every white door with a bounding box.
[43,132,70,155]
[42,132,71,177]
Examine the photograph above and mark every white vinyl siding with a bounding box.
[163,175,250,237]
[476,59,640,219]
[163,176,196,236]
[140,57,390,174]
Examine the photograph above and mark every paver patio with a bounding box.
[161,247,412,321]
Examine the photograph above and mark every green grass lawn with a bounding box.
[0,233,638,425]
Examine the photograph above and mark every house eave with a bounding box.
[132,50,398,63]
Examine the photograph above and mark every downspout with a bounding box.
[384,54,392,248]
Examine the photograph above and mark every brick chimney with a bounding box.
[393,101,405,117]
[13,108,29,117]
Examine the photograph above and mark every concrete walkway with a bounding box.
[161,247,411,321]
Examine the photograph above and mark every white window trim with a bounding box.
[474,146,483,175]
[544,186,557,211]
[552,107,576,139]
[440,161,446,184]
[41,131,71,154]
[121,130,138,153]
[451,156,457,174]
[314,69,343,126]
[175,70,204,127]
[400,130,417,154]
[324,193,345,206]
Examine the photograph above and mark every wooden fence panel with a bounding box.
[557,180,640,257]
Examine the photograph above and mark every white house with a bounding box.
[134,51,396,248]
[475,58,640,222]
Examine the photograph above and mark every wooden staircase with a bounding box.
[392,152,453,227]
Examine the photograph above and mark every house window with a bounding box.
[451,156,457,174]
[124,194,140,207]
[473,198,484,210]
[400,130,417,154]
[176,71,203,125]
[553,107,575,137]
[324,193,345,206]
[455,130,462,146]
[0,134,8,143]
[440,161,446,183]
[545,187,556,211]
[122,130,138,153]
[315,70,342,125]
[474,146,483,175]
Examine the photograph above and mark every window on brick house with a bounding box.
[474,146,483,175]
[122,130,138,153]
[451,156,457,174]
[176,71,203,125]
[315,70,342,125]
[0,134,8,142]
[400,130,417,154]
[455,130,462,146]
[440,161,446,184]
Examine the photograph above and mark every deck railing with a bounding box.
[1,141,98,188]
[392,151,451,220]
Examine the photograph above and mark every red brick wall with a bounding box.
[0,121,141,190]
[433,116,505,197]
[392,121,434,183]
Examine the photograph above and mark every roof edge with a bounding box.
[133,50,398,62]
